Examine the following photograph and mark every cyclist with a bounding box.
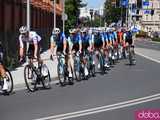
[0,41,8,91]
[67,28,76,80]
[50,28,60,60]
[126,29,133,46]
[19,26,42,62]
[94,28,107,69]
[125,28,136,63]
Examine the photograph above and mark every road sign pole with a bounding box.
[54,0,56,29]
[27,0,30,58]
[27,0,30,31]
[62,0,65,33]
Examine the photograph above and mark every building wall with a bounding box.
[141,0,160,32]
[0,0,62,68]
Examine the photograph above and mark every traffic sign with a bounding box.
[62,13,68,21]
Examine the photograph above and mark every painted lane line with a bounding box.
[135,51,160,64]
[35,93,160,120]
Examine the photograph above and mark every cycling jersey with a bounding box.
[104,32,109,42]
[94,33,103,48]
[82,33,90,49]
[19,31,41,59]
[126,31,133,45]
[19,31,41,48]
[117,31,123,43]
[57,32,66,52]
[113,31,117,41]
[50,34,57,44]
[72,32,82,51]
[108,33,114,42]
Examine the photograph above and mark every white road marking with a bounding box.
[135,51,160,64]
[35,93,160,120]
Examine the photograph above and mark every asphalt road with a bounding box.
[0,52,160,120]
[135,39,160,50]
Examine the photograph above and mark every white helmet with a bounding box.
[19,26,28,34]
[52,28,60,34]
[69,29,76,34]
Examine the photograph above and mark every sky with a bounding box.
[83,0,106,9]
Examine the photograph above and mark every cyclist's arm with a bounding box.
[33,37,39,59]
[101,35,105,49]
[50,35,56,48]
[79,40,82,52]
[63,38,67,53]
[19,35,24,59]
[33,43,38,59]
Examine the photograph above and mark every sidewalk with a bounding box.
[11,50,58,90]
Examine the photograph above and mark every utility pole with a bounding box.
[27,0,30,55]
[54,0,56,29]
[27,0,30,31]
[62,0,65,33]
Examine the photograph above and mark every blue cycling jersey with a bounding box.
[113,31,117,40]
[82,34,89,44]
[108,33,113,41]
[72,32,81,44]
[100,33,104,42]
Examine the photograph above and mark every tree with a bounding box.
[103,0,125,25]
[65,0,86,33]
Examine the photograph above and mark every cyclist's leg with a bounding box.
[67,53,74,78]
[0,63,8,90]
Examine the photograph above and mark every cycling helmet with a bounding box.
[52,28,60,34]
[69,29,76,34]
[19,26,28,34]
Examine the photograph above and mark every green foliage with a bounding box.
[152,37,160,42]
[103,0,126,25]
[65,0,86,33]
[136,31,148,38]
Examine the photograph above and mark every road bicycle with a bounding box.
[97,49,106,74]
[87,51,96,77]
[24,59,51,92]
[0,68,13,94]
[128,45,136,65]
[57,53,74,86]
[74,51,88,81]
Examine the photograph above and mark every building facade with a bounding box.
[0,0,63,67]
[140,0,160,32]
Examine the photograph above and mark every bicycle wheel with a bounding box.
[88,56,96,77]
[128,46,133,65]
[57,63,66,86]
[99,53,105,74]
[4,68,14,94]
[74,56,82,81]
[91,64,96,77]
[24,65,36,92]
[41,64,51,89]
